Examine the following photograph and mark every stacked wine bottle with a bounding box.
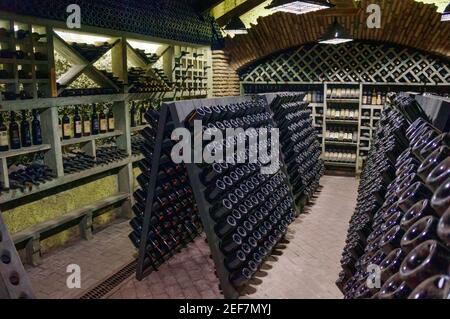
[129,107,203,270]
[182,97,297,292]
[267,93,324,202]
[337,94,450,299]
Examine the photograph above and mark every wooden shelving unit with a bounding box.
[0,12,213,255]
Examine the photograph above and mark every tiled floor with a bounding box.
[26,175,358,299]
[26,220,135,299]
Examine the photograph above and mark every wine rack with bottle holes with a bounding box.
[0,18,53,101]
[169,46,212,99]
[337,94,450,299]
[135,95,301,299]
[262,92,324,205]
[0,213,35,299]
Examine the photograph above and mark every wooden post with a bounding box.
[40,107,64,177]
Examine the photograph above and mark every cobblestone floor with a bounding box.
[27,175,357,299]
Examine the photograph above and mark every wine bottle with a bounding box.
[31,109,42,145]
[130,102,137,127]
[107,107,115,132]
[9,111,20,149]
[73,106,82,138]
[91,104,100,135]
[0,112,9,151]
[58,116,62,140]
[20,110,32,147]
[99,106,107,134]
[83,107,91,136]
[62,110,71,140]
[140,102,147,125]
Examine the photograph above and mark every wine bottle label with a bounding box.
[75,121,82,134]
[0,131,8,146]
[108,118,115,130]
[141,113,147,124]
[63,123,71,137]
[100,119,107,131]
[84,121,91,133]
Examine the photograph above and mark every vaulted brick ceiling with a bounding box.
[217,0,450,70]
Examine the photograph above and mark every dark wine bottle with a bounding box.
[140,102,147,125]
[130,102,136,127]
[107,107,115,132]
[31,109,42,145]
[20,110,32,147]
[62,110,71,140]
[0,112,9,151]
[9,112,21,149]
[91,104,100,135]
[73,106,82,138]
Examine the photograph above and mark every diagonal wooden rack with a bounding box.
[0,213,35,299]
[135,95,303,299]
[53,32,122,95]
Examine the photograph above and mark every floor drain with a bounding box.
[79,259,137,299]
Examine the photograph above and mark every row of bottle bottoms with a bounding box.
[0,110,42,151]
[325,129,358,143]
[327,88,359,99]
[323,151,357,163]
[325,108,359,119]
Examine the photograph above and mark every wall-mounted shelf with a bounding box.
[130,125,149,133]
[60,130,123,146]
[0,144,51,159]
[0,156,133,205]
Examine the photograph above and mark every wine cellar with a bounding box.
[0,0,449,301]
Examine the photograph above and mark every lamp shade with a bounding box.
[318,19,353,45]
[265,0,334,15]
[442,3,450,22]
[224,17,248,36]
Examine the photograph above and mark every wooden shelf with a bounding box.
[324,140,358,147]
[324,161,356,167]
[0,157,133,205]
[60,130,124,146]
[131,125,148,133]
[0,144,51,159]
[326,98,360,103]
[325,119,359,125]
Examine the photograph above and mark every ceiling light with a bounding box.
[224,17,248,36]
[442,3,450,21]
[318,18,353,45]
[265,0,334,15]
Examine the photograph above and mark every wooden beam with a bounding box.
[217,0,267,26]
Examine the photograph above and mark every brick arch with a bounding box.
[224,0,450,71]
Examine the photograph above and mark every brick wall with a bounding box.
[212,50,241,97]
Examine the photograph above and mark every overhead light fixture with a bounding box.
[442,3,450,21]
[265,0,334,15]
[318,18,353,45]
[224,17,248,36]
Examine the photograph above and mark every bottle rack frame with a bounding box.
[260,92,324,206]
[0,213,35,299]
[0,17,53,100]
[135,95,302,299]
